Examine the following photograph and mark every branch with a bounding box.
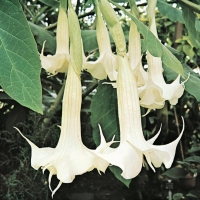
[43,82,65,126]
[178,0,200,14]
[82,81,98,100]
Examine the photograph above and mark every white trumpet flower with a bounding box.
[97,55,184,179]
[40,1,70,75]
[17,1,114,196]
[128,1,148,92]
[83,2,117,81]
[141,0,186,109]
[16,62,113,197]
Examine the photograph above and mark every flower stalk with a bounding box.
[98,0,126,56]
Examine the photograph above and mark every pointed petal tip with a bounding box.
[142,108,151,117]
[14,127,37,148]
[51,181,62,198]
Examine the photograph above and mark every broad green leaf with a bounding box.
[29,22,56,54]
[90,80,119,146]
[186,193,198,199]
[177,161,190,168]
[184,156,200,163]
[182,6,200,48]
[0,0,42,113]
[163,64,200,102]
[195,18,200,32]
[166,46,184,61]
[173,193,184,200]
[109,0,184,76]
[182,44,194,58]
[163,167,187,179]
[109,166,131,187]
[188,146,200,154]
[182,64,200,102]
[157,0,184,23]
[81,30,98,52]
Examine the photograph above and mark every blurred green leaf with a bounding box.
[29,22,56,54]
[166,46,184,61]
[0,0,42,113]
[173,193,184,200]
[182,6,200,48]
[90,80,119,146]
[109,166,131,187]
[188,146,200,154]
[163,167,187,179]
[186,193,198,199]
[184,156,200,163]
[195,18,200,32]
[157,0,184,23]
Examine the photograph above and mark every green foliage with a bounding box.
[0,0,42,113]
[109,166,131,187]
[157,0,184,23]
[38,0,59,8]
[184,156,200,163]
[29,22,56,54]
[173,193,184,200]
[163,167,187,179]
[90,80,119,146]
[1,0,200,198]
[163,63,200,102]
[0,111,61,199]
[182,5,200,48]
[82,30,98,52]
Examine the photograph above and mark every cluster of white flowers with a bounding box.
[18,0,185,197]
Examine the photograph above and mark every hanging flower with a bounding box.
[128,0,148,90]
[83,2,117,81]
[40,1,70,75]
[97,55,184,179]
[16,1,114,196]
[140,0,186,109]
[16,58,114,197]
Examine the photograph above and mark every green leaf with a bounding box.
[157,0,184,23]
[182,64,200,102]
[173,193,184,200]
[186,193,198,199]
[182,44,195,58]
[182,6,200,48]
[109,0,184,76]
[184,156,200,163]
[81,30,98,52]
[0,0,42,113]
[29,22,56,54]
[188,146,200,154]
[195,18,200,32]
[166,46,184,61]
[90,80,119,146]
[163,167,187,179]
[109,166,131,187]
